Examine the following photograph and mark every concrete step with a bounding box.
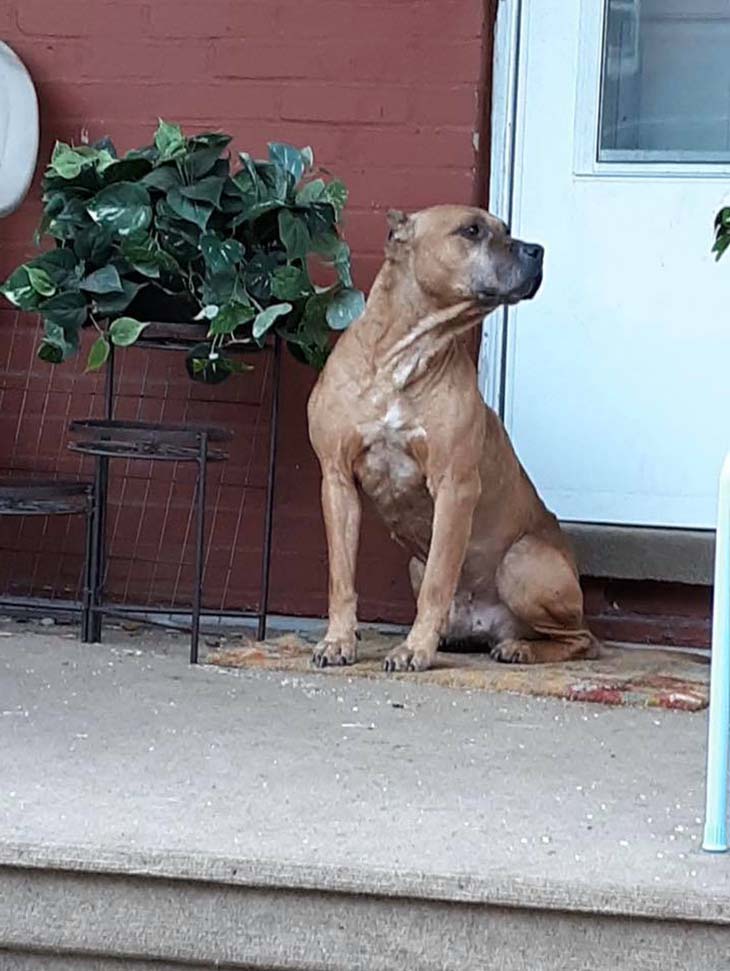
[1,630,728,969]
[1,843,728,970]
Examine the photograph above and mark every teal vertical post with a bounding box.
[703,452,730,853]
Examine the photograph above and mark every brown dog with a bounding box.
[307,205,600,672]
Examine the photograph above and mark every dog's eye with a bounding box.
[460,223,482,240]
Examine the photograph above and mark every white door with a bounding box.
[484,0,730,528]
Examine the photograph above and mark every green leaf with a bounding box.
[185,343,249,384]
[87,182,152,236]
[141,165,182,192]
[189,132,232,152]
[50,142,86,180]
[31,249,81,292]
[94,280,143,315]
[268,143,307,183]
[278,210,311,260]
[322,179,348,216]
[325,288,365,330]
[101,156,153,185]
[167,186,213,230]
[155,120,187,160]
[334,241,353,287]
[311,228,347,260]
[27,267,56,297]
[41,320,79,361]
[231,155,265,208]
[295,179,326,206]
[81,265,123,294]
[271,265,312,301]
[86,336,111,371]
[93,137,118,158]
[109,316,148,346]
[73,224,114,264]
[715,207,730,229]
[245,251,281,302]
[202,270,237,307]
[178,176,226,206]
[184,147,226,180]
[0,267,41,310]
[200,234,244,274]
[47,197,94,240]
[255,161,290,204]
[252,302,292,340]
[713,234,730,261]
[208,301,255,336]
[41,290,88,330]
[38,341,64,364]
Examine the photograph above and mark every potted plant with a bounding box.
[1,121,365,382]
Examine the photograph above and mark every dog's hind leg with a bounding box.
[492,534,601,664]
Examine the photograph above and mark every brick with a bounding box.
[149,1,276,38]
[338,127,475,169]
[35,81,282,125]
[23,41,212,83]
[340,209,389,254]
[278,1,484,41]
[211,39,483,84]
[0,2,15,32]
[280,84,411,125]
[17,0,149,37]
[409,85,479,127]
[345,165,476,209]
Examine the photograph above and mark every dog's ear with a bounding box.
[385,210,413,259]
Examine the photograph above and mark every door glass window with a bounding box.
[599,0,730,162]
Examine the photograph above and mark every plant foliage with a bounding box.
[1,121,365,381]
[713,205,730,263]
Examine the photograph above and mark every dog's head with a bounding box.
[385,205,543,311]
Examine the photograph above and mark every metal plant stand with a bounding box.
[0,480,94,636]
[67,329,282,662]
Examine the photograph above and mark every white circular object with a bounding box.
[0,42,39,218]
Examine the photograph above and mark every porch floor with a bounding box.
[1,624,728,969]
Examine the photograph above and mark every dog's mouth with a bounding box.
[503,270,543,305]
[523,269,543,300]
[475,270,543,307]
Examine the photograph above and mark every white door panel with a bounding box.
[496,0,730,528]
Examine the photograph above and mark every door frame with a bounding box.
[478,0,523,415]
[477,0,715,582]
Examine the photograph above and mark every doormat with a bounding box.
[206,630,710,711]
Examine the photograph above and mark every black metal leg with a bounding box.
[257,336,282,642]
[81,491,95,642]
[190,431,208,664]
[85,343,115,643]
[88,454,107,643]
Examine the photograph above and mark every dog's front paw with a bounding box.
[490,640,536,664]
[383,642,433,673]
[312,636,358,669]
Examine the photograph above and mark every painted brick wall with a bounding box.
[0,0,494,621]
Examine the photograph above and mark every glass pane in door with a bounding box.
[599,0,730,162]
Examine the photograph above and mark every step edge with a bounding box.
[1,840,727,927]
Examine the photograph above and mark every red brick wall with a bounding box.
[0,1,494,621]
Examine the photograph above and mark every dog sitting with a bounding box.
[307,205,599,672]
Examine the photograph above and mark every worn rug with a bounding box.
[207,630,710,711]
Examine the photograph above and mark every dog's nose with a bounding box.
[521,242,544,262]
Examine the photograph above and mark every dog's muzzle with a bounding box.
[510,240,544,302]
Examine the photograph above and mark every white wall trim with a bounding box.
[478,0,522,413]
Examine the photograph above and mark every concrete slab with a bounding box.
[0,625,728,968]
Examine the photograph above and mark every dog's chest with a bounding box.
[353,401,432,544]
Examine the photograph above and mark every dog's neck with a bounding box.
[356,258,487,390]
